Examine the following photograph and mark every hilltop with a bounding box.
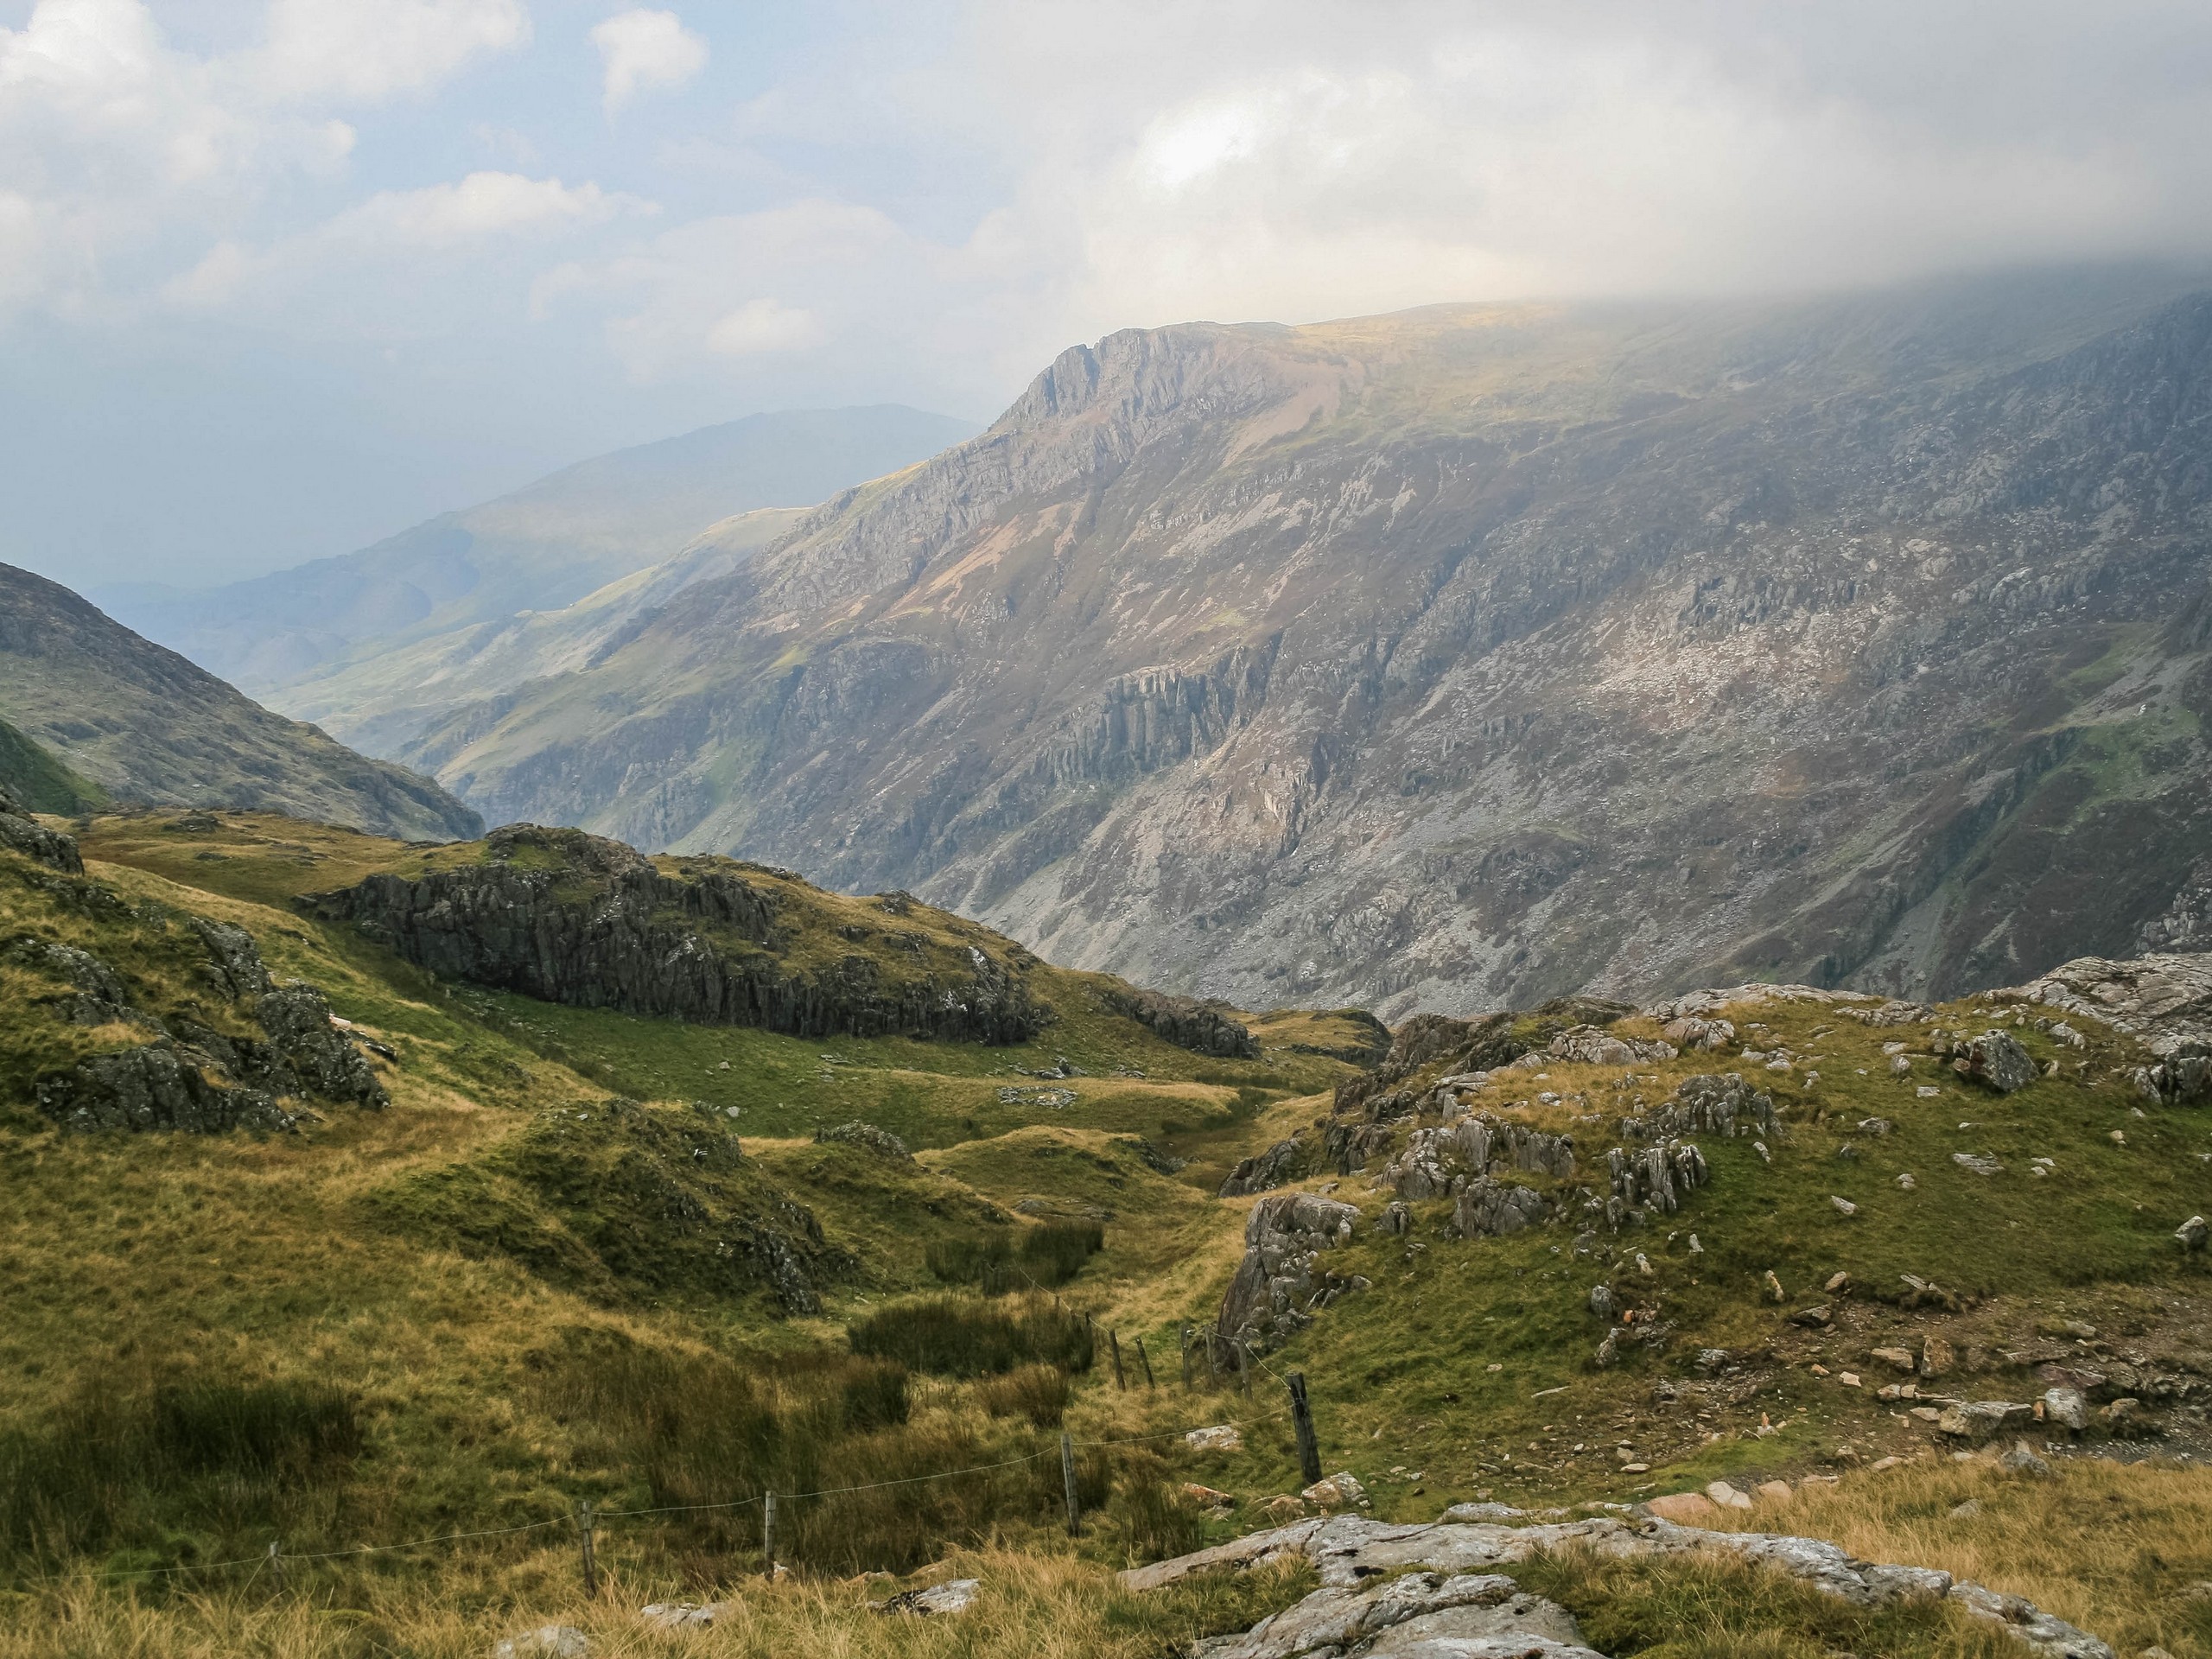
[0,563,480,841]
[372,268,2212,1017]
[1,797,2208,1656]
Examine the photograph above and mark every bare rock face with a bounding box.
[2004,950,2212,1101]
[1452,1178,1551,1238]
[305,823,1049,1046]
[1216,1193,1363,1356]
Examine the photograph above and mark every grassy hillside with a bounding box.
[0,714,103,814]
[0,563,481,840]
[2,807,2209,1656]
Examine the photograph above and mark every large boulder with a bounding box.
[1453,1178,1550,1237]
[1221,1136,1312,1197]
[1952,1031,2037,1094]
[1216,1193,1363,1355]
[0,788,82,874]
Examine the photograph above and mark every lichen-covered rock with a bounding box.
[0,789,83,874]
[1606,1140,1709,1222]
[1635,1073,1777,1141]
[1124,1510,2113,1659]
[1548,1024,1677,1066]
[1953,1030,2038,1093]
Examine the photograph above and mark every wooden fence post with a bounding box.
[1235,1340,1251,1396]
[1287,1370,1322,1485]
[1060,1431,1081,1535]
[265,1539,284,1594]
[1179,1325,1192,1391]
[1136,1337,1155,1389]
[577,1501,598,1598]
[763,1491,778,1580]
[1109,1329,1127,1389]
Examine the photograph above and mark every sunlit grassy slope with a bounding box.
[4,806,2211,1656]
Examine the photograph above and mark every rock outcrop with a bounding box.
[1220,1136,1312,1198]
[1124,1510,2113,1659]
[305,824,1049,1045]
[0,786,83,873]
[1952,1029,2039,1093]
[2002,951,2212,1102]
[21,906,387,1134]
[1215,1193,1365,1357]
[1099,986,1259,1058]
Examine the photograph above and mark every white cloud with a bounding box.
[256,0,530,105]
[591,9,707,113]
[337,171,628,247]
[707,297,821,354]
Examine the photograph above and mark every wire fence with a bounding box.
[83,1325,1307,1589]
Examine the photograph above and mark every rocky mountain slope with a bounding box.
[97,404,976,700]
[0,563,480,840]
[379,269,2212,1019]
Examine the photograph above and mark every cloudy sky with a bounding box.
[4,0,2211,589]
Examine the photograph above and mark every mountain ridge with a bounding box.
[350,270,2212,1015]
[96,404,978,701]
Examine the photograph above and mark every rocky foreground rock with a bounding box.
[1125,1511,2111,1659]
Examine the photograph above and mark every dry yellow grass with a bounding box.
[1712,1456,2212,1657]
[0,1547,1315,1659]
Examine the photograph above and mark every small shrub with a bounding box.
[1018,1221,1104,1286]
[927,1233,1012,1286]
[977,1363,1070,1427]
[839,1357,911,1432]
[847,1295,1094,1376]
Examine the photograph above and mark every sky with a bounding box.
[4,0,2212,591]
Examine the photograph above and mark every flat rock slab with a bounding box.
[1124,1513,2112,1659]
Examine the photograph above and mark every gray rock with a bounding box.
[1949,1580,2114,1659]
[813,1121,912,1160]
[1999,1440,2055,1477]
[2042,1388,2089,1432]
[1216,1193,1362,1355]
[639,1603,725,1630]
[305,824,1047,1045]
[1099,986,1256,1058]
[1453,1178,1550,1237]
[1376,1200,1412,1236]
[36,1043,295,1135]
[0,799,83,873]
[875,1577,981,1616]
[1588,1284,1614,1319]
[1126,1510,2111,1659]
[2177,1215,2209,1252]
[1937,1401,2034,1441]
[1954,1031,2038,1093]
[1222,1136,1312,1197]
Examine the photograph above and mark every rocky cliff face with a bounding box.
[391,271,2212,1016]
[304,823,1051,1045]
